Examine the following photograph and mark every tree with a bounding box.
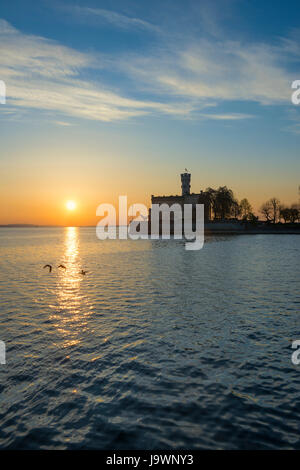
[279,204,299,223]
[260,201,272,222]
[260,198,280,223]
[206,186,242,220]
[215,186,236,219]
[291,203,300,222]
[231,199,241,218]
[239,198,253,220]
[248,213,259,225]
[269,198,281,223]
[290,208,299,223]
[280,207,290,223]
[205,187,218,219]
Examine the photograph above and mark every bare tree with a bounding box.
[269,198,281,223]
[260,201,272,222]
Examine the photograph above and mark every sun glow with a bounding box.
[66,200,77,211]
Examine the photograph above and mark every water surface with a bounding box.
[0,228,299,449]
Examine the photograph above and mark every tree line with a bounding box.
[260,198,299,223]
[206,186,300,223]
[206,186,257,222]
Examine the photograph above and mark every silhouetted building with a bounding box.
[150,171,212,222]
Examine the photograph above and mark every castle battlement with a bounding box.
[150,172,212,221]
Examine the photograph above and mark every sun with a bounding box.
[66,200,77,211]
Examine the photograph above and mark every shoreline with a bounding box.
[205,230,300,235]
[1,224,299,235]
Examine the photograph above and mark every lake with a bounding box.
[0,227,299,449]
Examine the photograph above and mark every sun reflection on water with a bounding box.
[51,227,93,349]
[62,226,81,286]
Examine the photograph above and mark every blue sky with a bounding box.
[0,0,300,223]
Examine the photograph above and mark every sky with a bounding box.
[0,0,300,225]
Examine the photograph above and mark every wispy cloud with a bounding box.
[62,6,160,33]
[123,38,297,106]
[0,19,190,122]
[53,120,73,127]
[1,16,299,125]
[199,113,253,120]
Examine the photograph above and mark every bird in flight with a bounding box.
[43,264,52,273]
[80,270,88,275]
[58,265,66,270]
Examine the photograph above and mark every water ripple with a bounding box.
[0,228,300,449]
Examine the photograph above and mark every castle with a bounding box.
[150,171,212,222]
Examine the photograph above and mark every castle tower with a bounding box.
[181,171,191,196]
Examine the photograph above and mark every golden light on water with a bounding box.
[66,200,77,211]
[50,227,93,350]
[63,227,81,290]
[55,227,81,346]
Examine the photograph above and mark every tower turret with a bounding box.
[181,171,191,196]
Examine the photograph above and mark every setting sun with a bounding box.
[66,200,77,211]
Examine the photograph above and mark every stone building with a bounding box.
[150,172,212,222]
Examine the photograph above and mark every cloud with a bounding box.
[53,121,72,127]
[199,113,253,120]
[0,19,190,122]
[0,20,92,78]
[123,38,297,105]
[62,6,160,33]
[1,17,299,125]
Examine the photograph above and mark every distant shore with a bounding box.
[1,222,299,235]
[204,221,300,235]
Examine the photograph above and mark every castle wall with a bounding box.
[150,173,212,224]
[151,193,211,221]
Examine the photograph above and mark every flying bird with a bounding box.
[43,264,52,273]
[80,270,88,275]
[58,265,66,270]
